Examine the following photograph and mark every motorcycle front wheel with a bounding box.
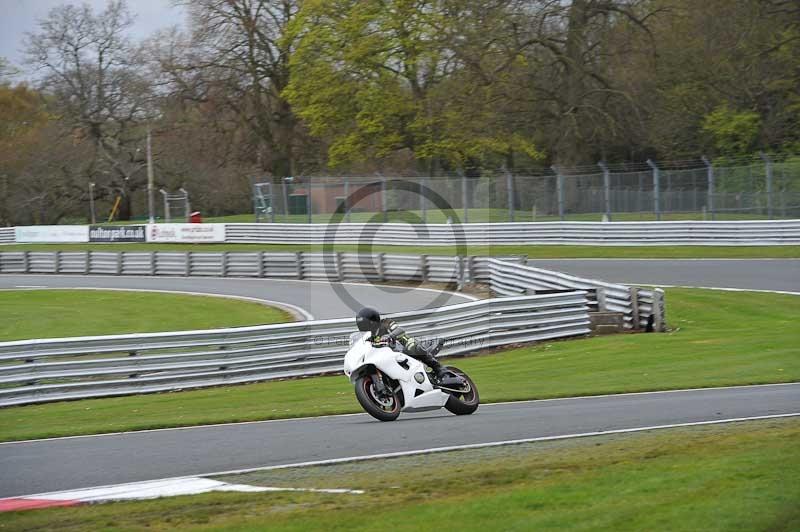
[443,366,480,415]
[354,374,401,421]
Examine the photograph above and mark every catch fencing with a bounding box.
[0,292,591,406]
[252,158,800,223]
[0,250,661,330]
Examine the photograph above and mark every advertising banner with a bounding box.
[15,225,89,243]
[146,223,225,243]
[89,225,146,243]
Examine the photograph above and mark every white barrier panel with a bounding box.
[14,225,89,243]
[146,223,225,243]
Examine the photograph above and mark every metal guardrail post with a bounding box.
[760,152,773,219]
[336,251,344,281]
[221,252,228,277]
[420,254,429,282]
[598,161,611,221]
[54,251,61,274]
[653,289,664,332]
[258,251,265,278]
[378,252,386,282]
[457,256,465,290]
[185,252,191,276]
[630,287,640,330]
[552,166,565,221]
[646,159,661,221]
[467,255,476,285]
[23,251,29,273]
[701,156,715,220]
[596,287,606,312]
[116,252,123,276]
[150,252,156,275]
[85,251,91,274]
[296,251,304,279]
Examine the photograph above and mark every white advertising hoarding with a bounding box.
[15,225,89,243]
[146,224,225,243]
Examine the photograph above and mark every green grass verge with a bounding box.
[0,290,293,342]
[0,288,797,442]
[2,243,798,258]
[2,418,798,530]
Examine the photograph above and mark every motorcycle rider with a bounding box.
[355,307,448,381]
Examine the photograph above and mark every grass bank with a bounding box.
[3,418,798,530]
[0,288,797,442]
[0,290,293,342]
[2,243,798,258]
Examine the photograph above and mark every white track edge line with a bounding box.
[2,382,796,446]
[8,412,800,501]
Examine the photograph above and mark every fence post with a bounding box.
[306,176,313,224]
[552,166,565,221]
[420,176,427,224]
[185,252,191,276]
[23,250,29,273]
[258,251,265,278]
[296,251,304,279]
[760,152,773,219]
[460,171,469,224]
[598,161,612,221]
[344,177,350,223]
[505,168,515,222]
[630,287,640,330]
[420,254,429,283]
[457,255,465,290]
[269,182,275,223]
[646,159,661,221]
[116,252,123,276]
[252,176,259,223]
[54,250,61,274]
[381,175,388,222]
[85,251,91,274]
[701,155,714,220]
[221,251,228,277]
[150,252,156,276]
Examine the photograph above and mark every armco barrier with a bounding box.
[0,292,590,406]
[224,220,800,246]
[3,220,800,246]
[0,250,662,330]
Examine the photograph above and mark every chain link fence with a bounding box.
[253,157,800,223]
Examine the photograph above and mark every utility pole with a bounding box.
[146,127,155,224]
[89,182,96,224]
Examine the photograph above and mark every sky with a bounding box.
[0,0,186,77]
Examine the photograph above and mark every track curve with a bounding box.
[0,275,476,320]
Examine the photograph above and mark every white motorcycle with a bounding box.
[344,331,479,421]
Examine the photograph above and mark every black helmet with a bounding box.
[356,307,381,333]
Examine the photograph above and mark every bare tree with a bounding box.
[24,0,155,220]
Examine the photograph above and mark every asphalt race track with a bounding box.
[1,383,797,498]
[527,259,799,292]
[0,274,475,320]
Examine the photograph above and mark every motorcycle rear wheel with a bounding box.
[443,366,480,415]
[354,374,401,421]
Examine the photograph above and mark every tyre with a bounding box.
[443,366,479,415]
[354,374,401,422]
